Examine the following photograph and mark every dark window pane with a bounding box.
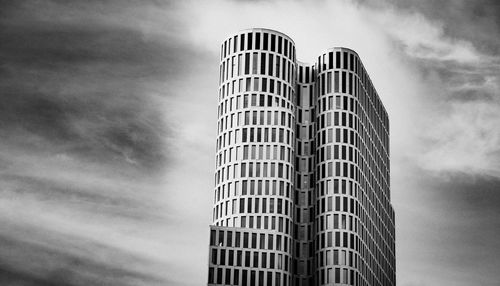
[208,267,214,283]
[245,53,250,74]
[210,230,216,245]
[261,53,266,74]
[247,33,253,50]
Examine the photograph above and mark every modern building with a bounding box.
[207,28,395,286]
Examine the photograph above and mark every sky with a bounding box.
[0,0,499,285]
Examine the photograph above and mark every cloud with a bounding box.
[0,220,169,286]
[351,1,500,178]
[0,1,194,285]
[384,0,500,55]
[1,0,499,286]
[395,168,500,286]
[0,1,176,171]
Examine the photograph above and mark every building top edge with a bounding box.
[223,28,296,46]
[317,47,360,57]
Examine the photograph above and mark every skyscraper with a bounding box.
[207,28,395,286]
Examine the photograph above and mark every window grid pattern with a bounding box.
[210,28,297,286]
[293,62,316,286]
[208,30,395,286]
[314,48,395,286]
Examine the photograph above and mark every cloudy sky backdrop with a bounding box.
[0,0,499,285]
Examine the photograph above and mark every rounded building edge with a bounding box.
[221,28,296,46]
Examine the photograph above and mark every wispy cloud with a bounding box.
[355,2,500,178]
[1,0,499,285]
[0,1,188,285]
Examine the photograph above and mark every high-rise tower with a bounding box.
[207,28,395,286]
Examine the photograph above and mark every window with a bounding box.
[234,269,240,285]
[253,251,259,267]
[252,53,258,74]
[208,267,214,283]
[247,33,253,50]
[260,53,266,74]
[244,53,250,74]
[217,268,223,284]
[211,249,217,264]
[243,233,249,248]
[334,71,339,92]
[210,230,216,245]
[268,54,274,76]
[227,231,233,247]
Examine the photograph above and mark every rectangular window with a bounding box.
[220,249,226,265]
[244,53,250,75]
[243,232,249,248]
[252,52,258,74]
[349,73,353,94]
[238,54,243,76]
[225,269,231,285]
[342,71,346,93]
[240,198,245,213]
[350,53,354,71]
[210,230,216,245]
[253,252,259,267]
[227,231,233,247]
[211,249,217,264]
[240,34,245,52]
[269,54,274,76]
[217,268,223,284]
[208,267,214,283]
[242,270,247,286]
[234,269,240,285]
[327,72,332,93]
[235,232,241,248]
[260,53,266,74]
[247,33,253,50]
[334,71,339,92]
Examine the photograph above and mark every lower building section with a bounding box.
[208,225,293,286]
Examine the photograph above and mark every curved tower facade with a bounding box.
[208,29,395,286]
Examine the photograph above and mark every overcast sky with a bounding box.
[0,0,499,285]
